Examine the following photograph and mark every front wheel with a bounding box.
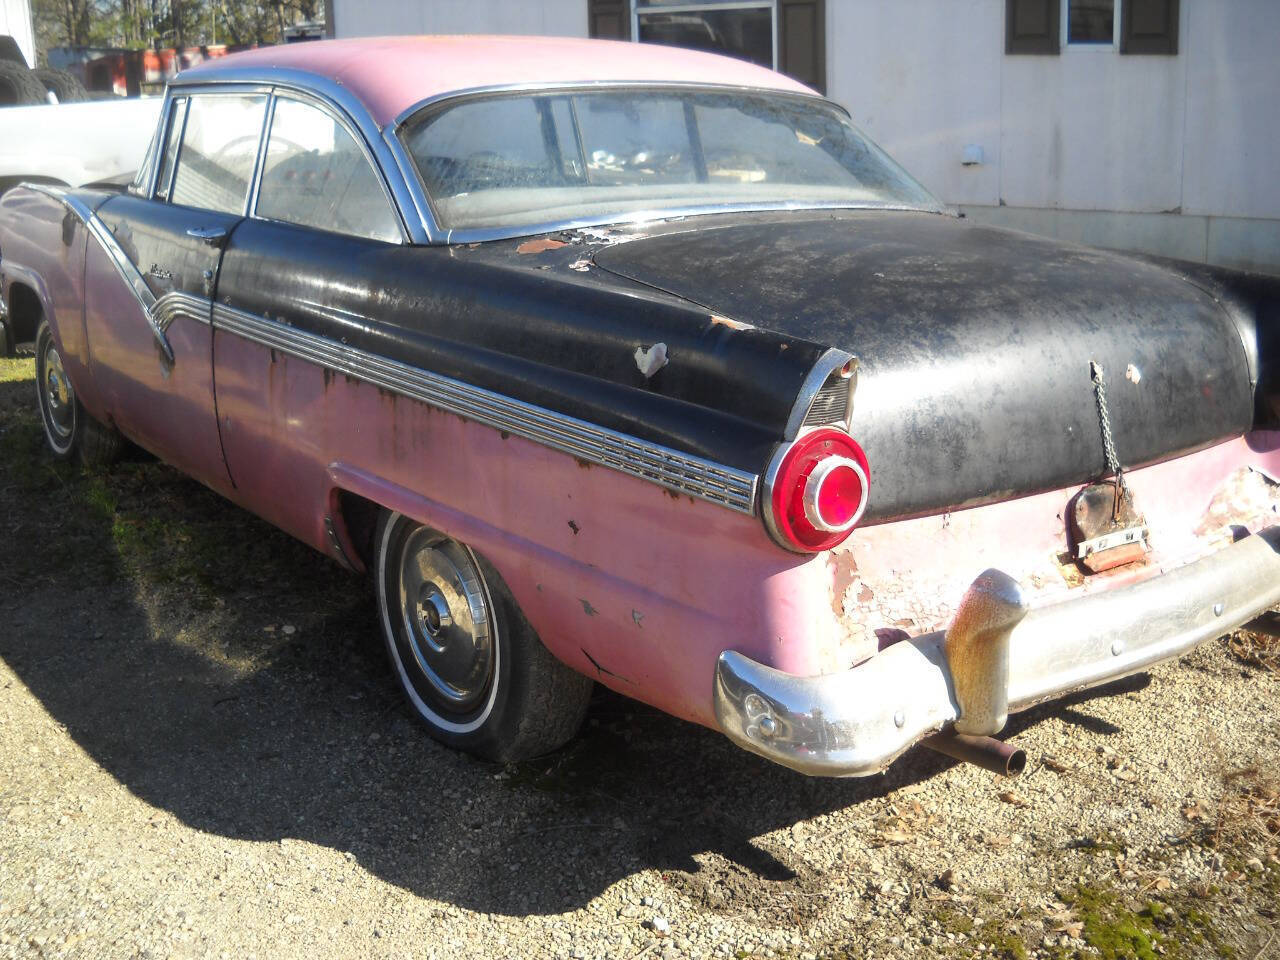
[35,321,122,466]
[375,512,593,761]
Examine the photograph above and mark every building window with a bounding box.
[1005,0,1178,55]
[633,1,775,71]
[1065,0,1116,47]
[588,0,826,93]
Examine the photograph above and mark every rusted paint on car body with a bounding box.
[5,36,1280,773]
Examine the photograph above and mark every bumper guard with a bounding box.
[714,526,1280,776]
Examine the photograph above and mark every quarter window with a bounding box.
[169,94,268,215]
[255,97,401,243]
[154,97,188,201]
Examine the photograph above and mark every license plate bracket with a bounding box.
[1068,481,1150,573]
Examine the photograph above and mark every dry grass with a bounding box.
[1228,624,1280,673]
[1216,765,1280,858]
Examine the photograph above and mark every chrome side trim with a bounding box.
[714,526,1280,777]
[211,300,758,512]
[152,291,211,332]
[11,180,756,510]
[784,347,857,439]
[22,184,212,364]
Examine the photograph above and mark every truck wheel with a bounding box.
[32,68,88,103]
[35,321,122,465]
[0,61,48,106]
[375,511,593,762]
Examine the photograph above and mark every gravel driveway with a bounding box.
[1,355,1277,960]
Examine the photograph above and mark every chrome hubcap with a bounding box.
[41,340,74,443]
[397,529,493,713]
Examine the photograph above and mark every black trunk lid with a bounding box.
[593,211,1254,521]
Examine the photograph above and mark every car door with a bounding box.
[211,91,406,546]
[85,91,269,490]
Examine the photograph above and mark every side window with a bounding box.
[256,97,401,243]
[170,94,267,215]
[154,97,188,201]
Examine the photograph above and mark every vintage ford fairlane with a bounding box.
[3,36,1280,776]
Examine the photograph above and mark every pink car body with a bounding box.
[4,36,1280,776]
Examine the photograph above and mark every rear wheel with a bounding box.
[35,321,122,466]
[375,511,593,761]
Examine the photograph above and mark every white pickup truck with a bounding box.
[0,33,162,197]
[0,96,162,196]
[0,34,161,351]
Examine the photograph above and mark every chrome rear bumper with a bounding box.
[713,526,1280,776]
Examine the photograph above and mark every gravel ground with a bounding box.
[1,356,1278,960]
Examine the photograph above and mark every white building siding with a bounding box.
[825,0,1003,209]
[332,0,585,41]
[1181,0,1280,220]
[824,0,1278,272]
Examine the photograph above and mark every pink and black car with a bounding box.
[3,36,1280,776]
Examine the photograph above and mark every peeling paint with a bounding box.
[827,552,858,616]
[634,342,668,378]
[567,519,580,535]
[631,610,644,628]
[710,314,753,331]
[581,647,629,682]
[516,237,567,255]
[568,258,592,272]
[1126,363,1142,384]
[579,598,598,616]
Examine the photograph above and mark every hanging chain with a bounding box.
[1090,361,1131,515]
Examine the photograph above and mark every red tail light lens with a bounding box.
[764,428,870,552]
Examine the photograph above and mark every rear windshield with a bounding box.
[399,88,942,232]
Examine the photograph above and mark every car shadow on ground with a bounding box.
[0,371,1146,917]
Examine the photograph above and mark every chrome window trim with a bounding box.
[244,93,277,218]
[251,88,409,244]
[162,88,272,217]
[156,96,190,201]
[387,79,833,131]
[132,99,165,198]
[392,80,835,244]
[390,80,945,244]
[165,71,944,245]
[170,67,430,243]
[784,347,857,439]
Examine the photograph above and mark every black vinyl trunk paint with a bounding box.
[593,211,1258,520]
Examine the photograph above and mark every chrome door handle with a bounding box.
[186,225,229,247]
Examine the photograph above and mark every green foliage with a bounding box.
[31,0,322,64]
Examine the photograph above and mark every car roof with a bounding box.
[173,34,817,129]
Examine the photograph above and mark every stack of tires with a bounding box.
[0,36,90,107]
